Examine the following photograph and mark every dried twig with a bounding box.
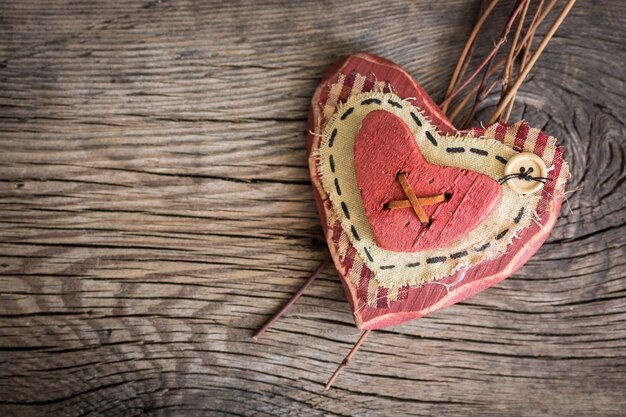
[449,62,504,123]
[488,0,577,124]
[446,0,566,126]
[443,0,500,113]
[461,53,496,128]
[252,256,330,339]
[498,0,530,123]
[460,0,530,128]
[325,330,372,390]
[503,0,545,121]
[440,0,529,110]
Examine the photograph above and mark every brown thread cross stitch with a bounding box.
[386,194,446,209]
[390,173,445,224]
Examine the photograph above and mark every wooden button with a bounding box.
[504,152,548,194]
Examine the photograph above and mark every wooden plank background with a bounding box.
[0,1,624,416]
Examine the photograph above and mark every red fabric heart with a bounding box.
[307,53,566,329]
[354,110,502,252]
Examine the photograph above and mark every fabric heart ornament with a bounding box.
[308,54,569,329]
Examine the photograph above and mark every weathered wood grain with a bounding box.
[0,1,624,416]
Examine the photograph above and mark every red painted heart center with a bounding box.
[354,110,502,252]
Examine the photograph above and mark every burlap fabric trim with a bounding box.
[316,91,564,289]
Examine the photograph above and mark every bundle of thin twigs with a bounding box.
[440,0,577,128]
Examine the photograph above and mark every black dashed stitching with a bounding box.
[350,225,360,241]
[341,201,350,219]
[361,98,381,105]
[387,99,402,109]
[329,97,520,270]
[446,147,465,153]
[496,229,509,240]
[340,107,354,120]
[475,243,490,251]
[426,256,447,264]
[469,148,488,156]
[426,131,438,146]
[514,207,525,224]
[329,128,337,147]
[410,112,422,127]
[334,178,341,195]
[450,250,468,259]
